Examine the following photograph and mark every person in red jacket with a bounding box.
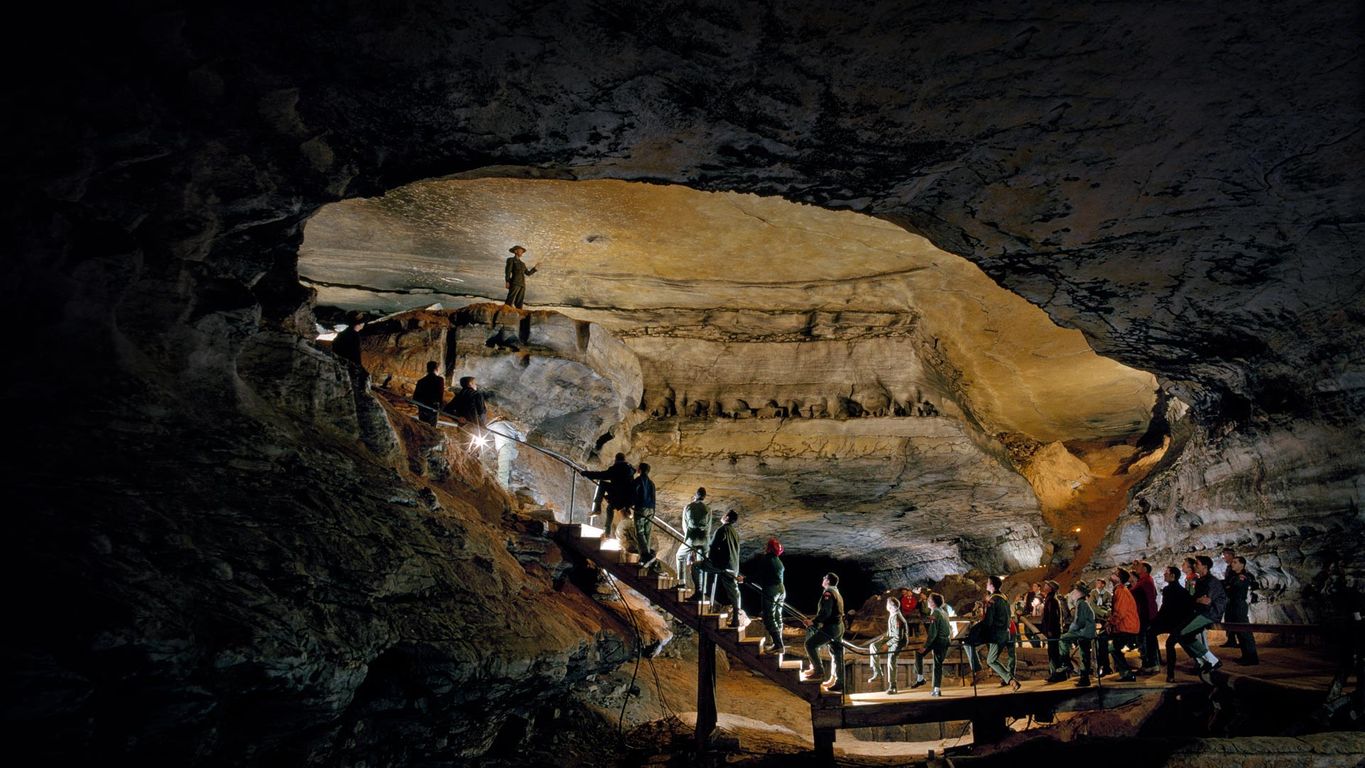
[1130,559,1161,672]
[1105,568,1141,682]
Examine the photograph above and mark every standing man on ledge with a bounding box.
[504,245,538,308]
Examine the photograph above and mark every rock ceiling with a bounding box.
[301,178,1156,444]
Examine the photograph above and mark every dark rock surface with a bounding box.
[4,0,1362,763]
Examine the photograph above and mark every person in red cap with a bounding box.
[747,538,786,655]
[503,245,538,308]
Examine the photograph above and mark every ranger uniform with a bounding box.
[503,245,538,308]
[802,575,846,693]
[914,600,952,694]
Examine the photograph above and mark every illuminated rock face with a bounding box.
[303,180,1162,585]
[8,1,1363,763]
[302,179,1158,444]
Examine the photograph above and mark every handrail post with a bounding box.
[568,469,575,525]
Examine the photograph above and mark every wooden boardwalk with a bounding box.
[555,523,1343,758]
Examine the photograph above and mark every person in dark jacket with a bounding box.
[1059,582,1097,687]
[800,572,846,694]
[1041,580,1068,682]
[975,576,1020,690]
[692,510,741,627]
[1224,556,1260,665]
[1178,555,1226,677]
[503,245,538,308]
[748,537,786,655]
[331,312,368,372]
[448,376,488,429]
[869,596,910,693]
[632,463,657,565]
[412,361,445,425]
[913,593,952,696]
[1153,565,1196,682]
[580,453,635,540]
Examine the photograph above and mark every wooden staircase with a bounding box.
[557,523,843,708]
[556,522,1205,761]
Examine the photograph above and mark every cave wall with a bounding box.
[5,0,1363,762]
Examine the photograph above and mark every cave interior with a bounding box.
[5,1,1364,765]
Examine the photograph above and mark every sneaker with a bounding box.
[1045,673,1066,684]
[1074,676,1092,687]
[910,679,926,689]
[885,687,898,695]
[1011,678,1022,692]
[931,688,942,697]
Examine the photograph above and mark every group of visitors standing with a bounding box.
[1007,549,1260,689]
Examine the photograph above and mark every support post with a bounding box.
[970,712,1009,744]
[813,726,835,762]
[696,633,717,752]
[568,471,575,525]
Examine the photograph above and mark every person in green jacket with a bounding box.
[1059,581,1098,687]
[800,572,846,694]
[748,537,786,655]
[979,575,1020,690]
[691,510,742,627]
[912,593,952,696]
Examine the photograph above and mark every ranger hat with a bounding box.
[509,245,526,254]
[1072,581,1091,596]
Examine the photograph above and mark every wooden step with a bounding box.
[778,658,803,670]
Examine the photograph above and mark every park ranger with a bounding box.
[503,245,538,308]
[800,572,847,694]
